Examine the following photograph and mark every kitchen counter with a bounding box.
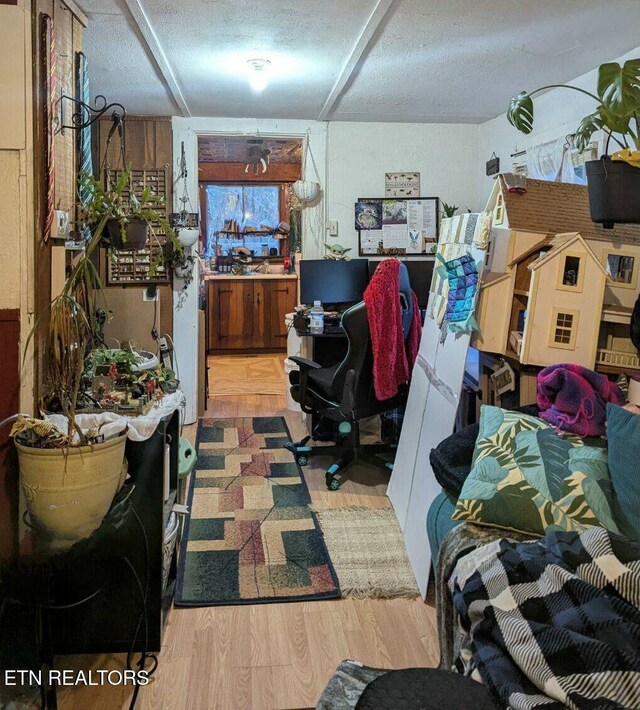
[204,272,298,281]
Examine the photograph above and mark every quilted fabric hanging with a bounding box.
[435,252,481,334]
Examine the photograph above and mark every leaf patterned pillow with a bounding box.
[452,406,619,536]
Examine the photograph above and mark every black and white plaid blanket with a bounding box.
[449,527,640,709]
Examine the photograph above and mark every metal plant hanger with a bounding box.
[55,91,127,137]
[169,142,200,248]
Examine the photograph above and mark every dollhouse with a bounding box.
[474,175,640,371]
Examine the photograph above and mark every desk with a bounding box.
[294,320,348,369]
[289,322,349,439]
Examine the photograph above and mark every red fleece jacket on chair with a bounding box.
[364,259,422,401]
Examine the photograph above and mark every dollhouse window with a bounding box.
[606,254,635,285]
[484,235,494,270]
[494,194,505,225]
[561,255,581,287]
[554,312,574,345]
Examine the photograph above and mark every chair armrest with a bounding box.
[290,356,321,414]
[289,356,322,370]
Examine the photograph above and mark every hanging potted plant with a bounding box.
[11,213,129,551]
[507,58,640,228]
[80,168,181,252]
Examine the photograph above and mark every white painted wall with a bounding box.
[477,45,640,206]
[326,122,480,253]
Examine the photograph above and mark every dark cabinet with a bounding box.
[207,278,297,352]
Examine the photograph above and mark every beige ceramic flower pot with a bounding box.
[16,434,127,551]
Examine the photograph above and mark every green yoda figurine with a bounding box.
[324,243,352,260]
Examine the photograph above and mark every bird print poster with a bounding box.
[385,172,420,197]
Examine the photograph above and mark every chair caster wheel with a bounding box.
[326,476,340,491]
[297,455,308,467]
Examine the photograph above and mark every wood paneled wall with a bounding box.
[95,116,174,347]
[32,0,86,400]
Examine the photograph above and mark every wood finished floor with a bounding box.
[56,354,438,710]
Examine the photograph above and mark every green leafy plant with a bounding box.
[507,59,640,152]
[27,212,111,444]
[91,347,140,385]
[441,202,458,218]
[136,365,178,393]
[79,168,184,264]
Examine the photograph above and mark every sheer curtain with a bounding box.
[525,136,580,183]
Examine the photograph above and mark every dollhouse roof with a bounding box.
[510,231,608,276]
[493,175,640,243]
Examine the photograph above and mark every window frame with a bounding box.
[555,251,585,292]
[602,250,638,291]
[200,181,291,259]
[549,307,580,351]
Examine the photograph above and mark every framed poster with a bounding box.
[385,172,420,197]
[357,196,439,256]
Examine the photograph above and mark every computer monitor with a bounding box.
[299,259,369,306]
[367,259,434,310]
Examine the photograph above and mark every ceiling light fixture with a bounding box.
[247,58,271,93]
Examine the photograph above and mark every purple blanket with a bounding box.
[537,364,624,437]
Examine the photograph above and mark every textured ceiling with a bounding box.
[79,0,640,123]
[198,136,302,163]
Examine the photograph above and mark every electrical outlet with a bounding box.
[52,210,70,240]
[327,220,338,237]
[143,285,158,302]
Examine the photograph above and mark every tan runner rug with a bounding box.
[315,507,420,599]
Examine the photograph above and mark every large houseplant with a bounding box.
[12,212,127,551]
[507,59,640,227]
[12,172,182,551]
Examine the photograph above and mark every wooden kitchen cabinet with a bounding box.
[267,280,297,349]
[207,278,297,352]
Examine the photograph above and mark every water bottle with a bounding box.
[309,301,324,334]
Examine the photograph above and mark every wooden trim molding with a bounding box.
[198,162,301,183]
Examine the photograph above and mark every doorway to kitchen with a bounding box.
[199,135,303,399]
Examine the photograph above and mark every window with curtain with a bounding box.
[205,184,282,256]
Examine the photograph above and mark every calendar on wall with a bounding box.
[106,168,171,285]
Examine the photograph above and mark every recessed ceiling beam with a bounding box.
[121,0,191,117]
[317,0,396,121]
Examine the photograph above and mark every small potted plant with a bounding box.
[442,202,458,219]
[507,59,640,227]
[136,365,179,394]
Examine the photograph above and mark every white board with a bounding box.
[388,213,486,597]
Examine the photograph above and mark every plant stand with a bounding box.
[0,408,181,699]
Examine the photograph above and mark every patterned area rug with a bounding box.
[176,417,340,606]
[315,508,420,599]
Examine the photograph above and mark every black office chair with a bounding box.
[285,262,414,490]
